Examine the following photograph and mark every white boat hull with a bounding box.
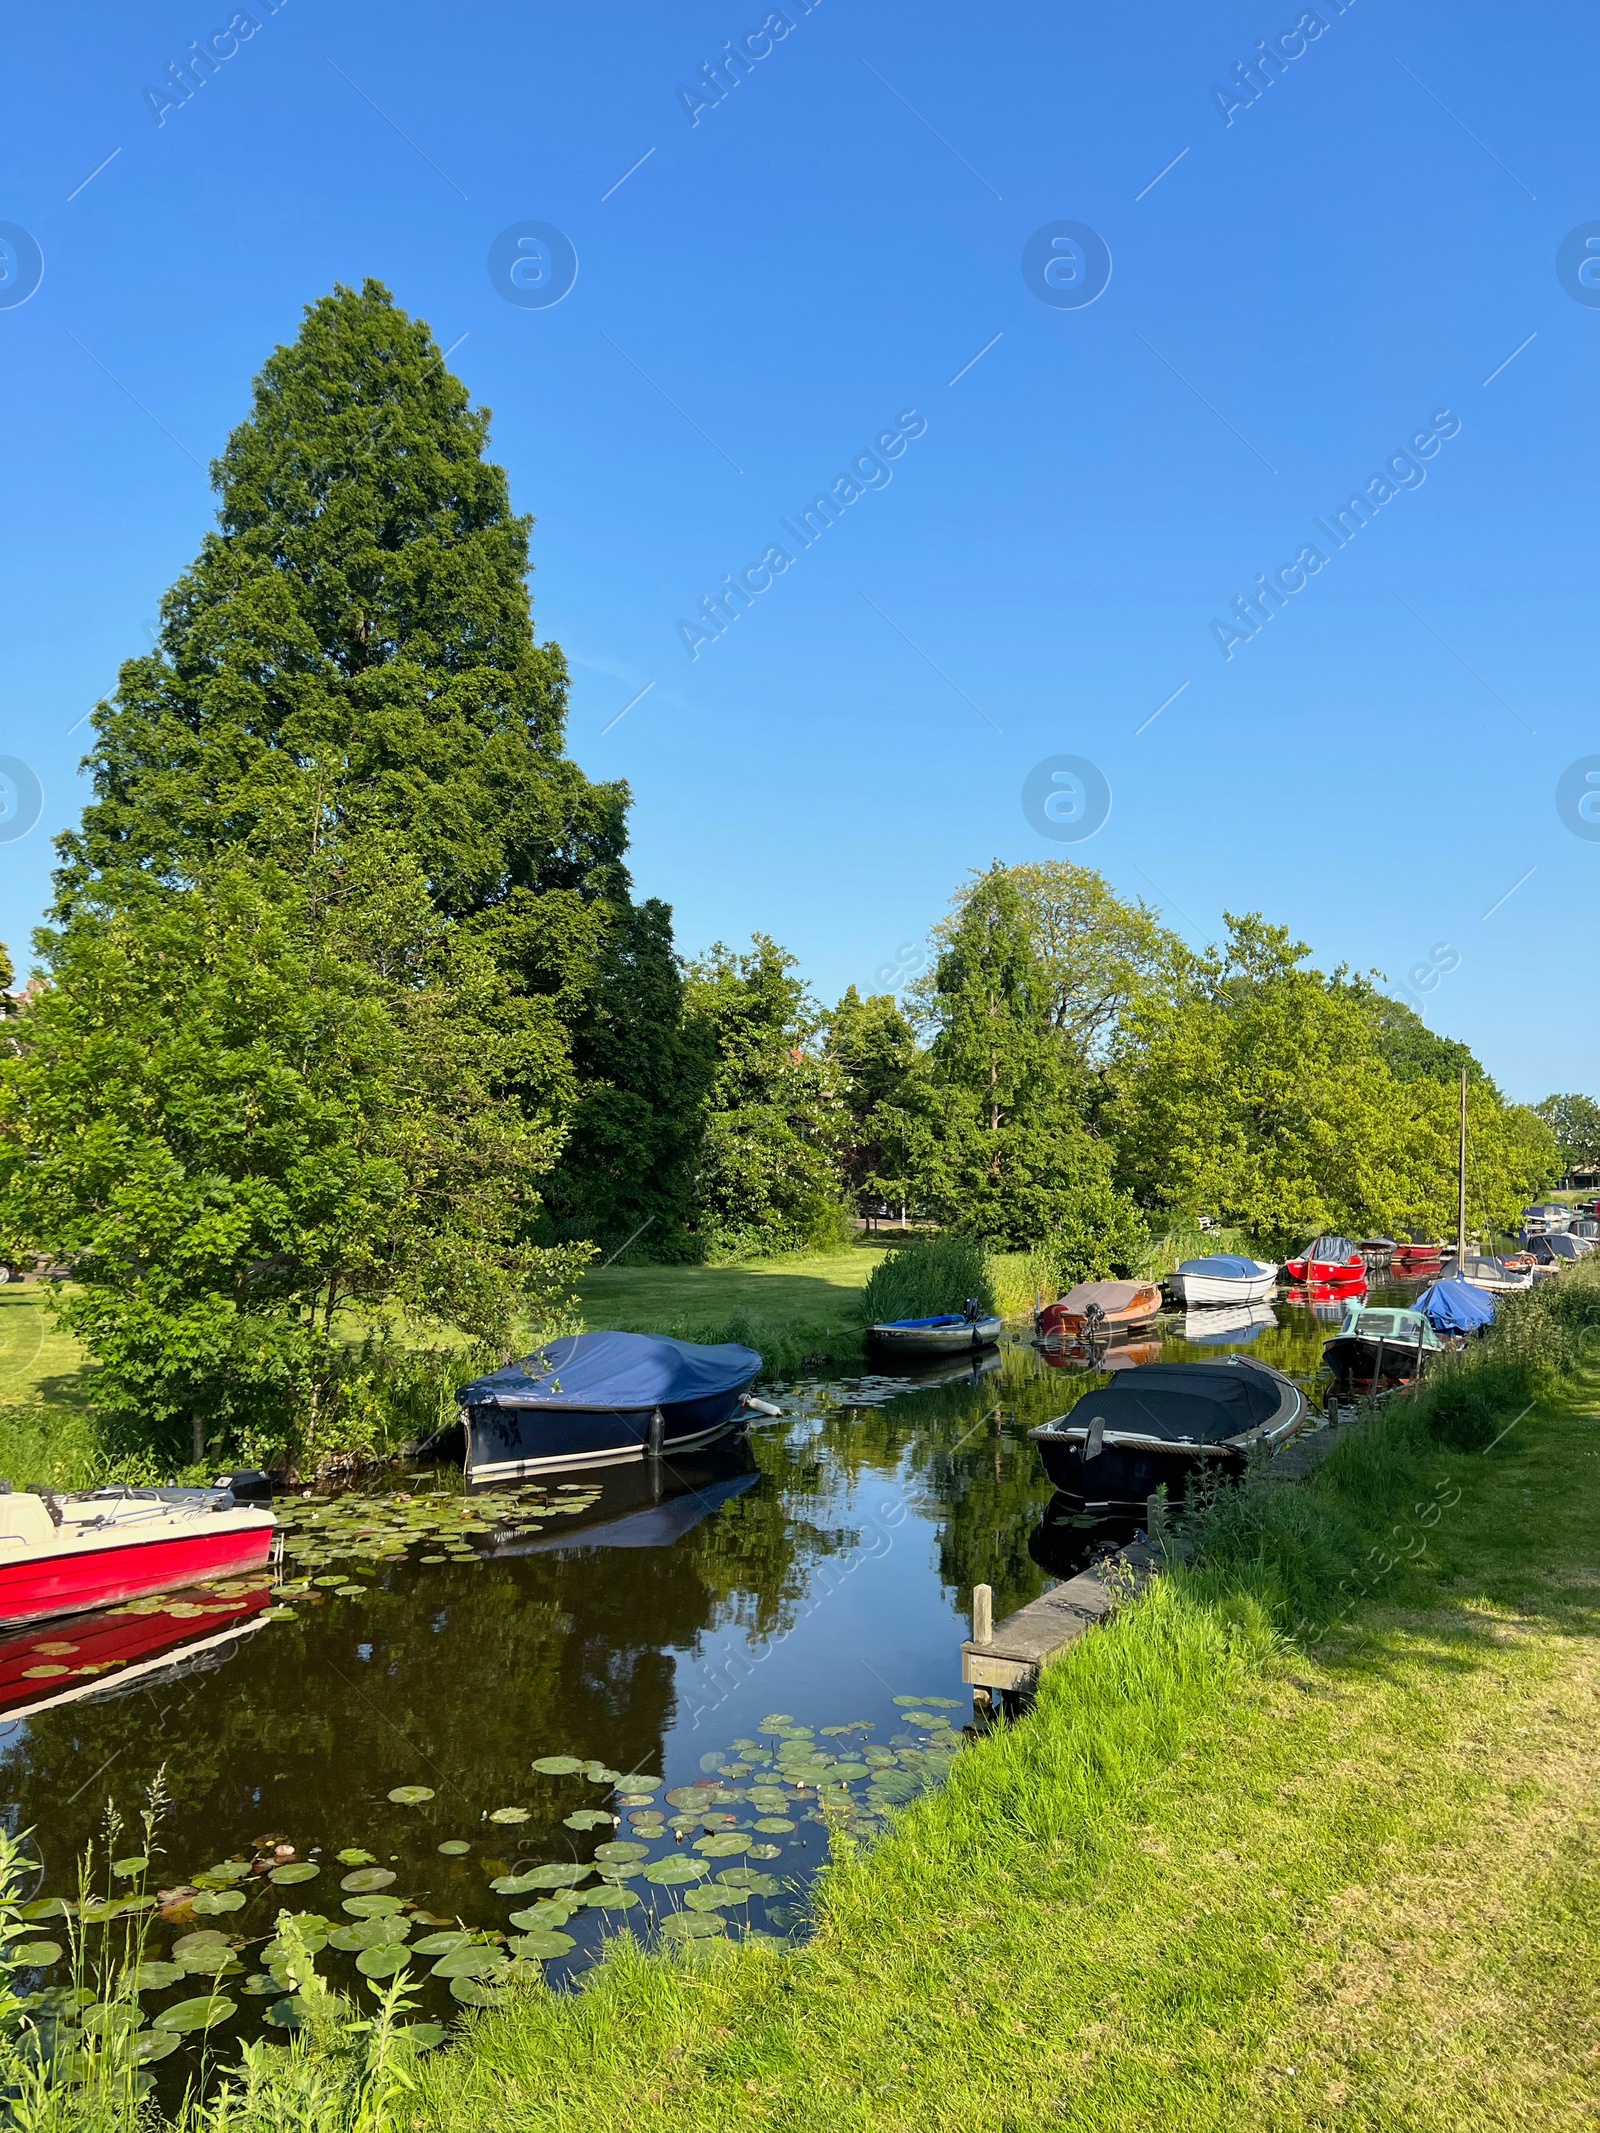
[1164,1266,1277,1305]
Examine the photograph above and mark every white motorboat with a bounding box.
[1162,1253,1278,1306]
[1447,1253,1533,1295]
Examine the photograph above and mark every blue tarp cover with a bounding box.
[881,1315,966,1329]
[458,1331,761,1412]
[1414,1279,1497,1336]
[1177,1254,1263,1278]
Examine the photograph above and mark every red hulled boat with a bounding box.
[0,1485,275,1629]
[1283,1235,1368,1287]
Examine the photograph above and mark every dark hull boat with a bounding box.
[1028,1358,1307,1513]
[457,1332,769,1484]
[1321,1303,1444,1395]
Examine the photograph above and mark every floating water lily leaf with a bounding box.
[507,1902,577,1933]
[436,1841,471,1857]
[336,1848,376,1866]
[509,1930,574,1958]
[518,1864,591,1889]
[328,1917,409,1952]
[693,1834,750,1857]
[15,1940,62,1965]
[356,1944,410,1979]
[132,1961,185,1993]
[431,1945,506,1980]
[530,1756,583,1776]
[758,1714,794,1727]
[387,1786,435,1806]
[154,1995,237,2034]
[747,1787,789,1810]
[341,1894,405,1919]
[699,1751,728,1774]
[583,1763,623,1785]
[411,1931,476,1956]
[269,1863,319,1886]
[563,1810,612,1832]
[191,1891,246,1915]
[450,1975,509,2006]
[111,1856,150,1878]
[17,1899,67,1922]
[396,2022,446,2049]
[752,1818,796,1834]
[262,1608,298,1622]
[747,1844,783,1861]
[240,1974,280,1996]
[582,1887,638,1910]
[263,1997,309,2030]
[597,1863,644,1884]
[130,2030,183,2064]
[340,1868,396,1893]
[80,2001,143,2041]
[594,1841,648,1863]
[717,1870,782,1895]
[643,1857,708,1886]
[488,1871,542,1897]
[919,1696,963,1709]
[172,1929,230,1956]
[488,1808,529,1825]
[665,1786,713,1810]
[683,1886,742,1912]
[659,1913,726,1940]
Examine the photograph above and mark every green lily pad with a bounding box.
[563,1810,612,1832]
[130,2030,183,2064]
[17,1899,67,1921]
[268,1863,320,1886]
[387,1785,436,1806]
[340,1868,396,1893]
[488,1872,543,1896]
[397,2022,446,2048]
[450,1975,509,2005]
[487,1808,529,1825]
[411,1932,476,1956]
[436,1841,471,1857]
[14,1940,62,1966]
[581,1886,639,1910]
[336,1848,376,1866]
[431,1945,506,1980]
[508,1930,574,1958]
[693,1833,750,1857]
[80,2000,144,2040]
[683,1886,743,1912]
[327,1918,408,1952]
[752,1817,796,1833]
[240,1974,280,1996]
[203,1860,254,1883]
[717,1870,783,1895]
[264,1997,310,2030]
[342,1894,405,1918]
[111,1856,150,1879]
[517,1864,591,1890]
[154,1995,237,2034]
[191,1890,246,1915]
[665,1786,713,1810]
[643,1857,709,1886]
[530,1756,583,1775]
[659,1912,726,1940]
[582,1764,623,1784]
[594,1841,649,1863]
[132,1960,185,1992]
[748,1844,784,1861]
[356,1944,410,1979]
[507,1901,577,1932]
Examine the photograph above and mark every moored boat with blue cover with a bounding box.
[457,1332,766,1483]
[1413,1278,1497,1337]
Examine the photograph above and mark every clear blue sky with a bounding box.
[1,1,1592,1102]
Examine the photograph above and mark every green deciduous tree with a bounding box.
[898,868,1143,1270]
[0,855,583,1468]
[822,986,917,1216]
[682,938,849,1259]
[1534,1092,1600,1174]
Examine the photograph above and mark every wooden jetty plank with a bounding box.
[962,1542,1155,1695]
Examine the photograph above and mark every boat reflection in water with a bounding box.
[488,1445,762,1555]
[1027,1496,1143,1582]
[1038,1338,1162,1373]
[1180,1302,1277,1349]
[0,1581,272,1730]
[1284,1281,1364,1327]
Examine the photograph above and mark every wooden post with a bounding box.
[972,1583,993,1646]
[1457,1066,1468,1270]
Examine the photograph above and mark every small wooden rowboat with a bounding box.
[1036,1280,1162,1343]
[0,1485,275,1630]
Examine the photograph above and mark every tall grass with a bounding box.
[1131,1221,1262,1279]
[857,1238,996,1326]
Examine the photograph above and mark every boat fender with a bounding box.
[1083,1414,1106,1463]
[742,1396,783,1419]
[646,1407,665,1460]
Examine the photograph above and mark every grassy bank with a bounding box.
[577,1242,889,1372]
[0,1285,93,1490]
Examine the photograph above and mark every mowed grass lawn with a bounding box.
[422,1379,1600,2133]
[578,1241,890,1368]
[0,1283,93,1488]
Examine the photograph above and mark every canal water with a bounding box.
[4,1273,1425,2075]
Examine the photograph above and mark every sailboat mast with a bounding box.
[1457,1065,1468,1264]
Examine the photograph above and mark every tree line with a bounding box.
[0,284,1563,1467]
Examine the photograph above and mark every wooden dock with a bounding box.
[961,1541,1155,1713]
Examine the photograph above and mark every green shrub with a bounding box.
[858,1237,995,1326]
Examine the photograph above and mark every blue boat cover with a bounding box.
[1414,1279,1497,1335]
[458,1331,761,1412]
[1177,1254,1262,1278]
[879,1315,966,1329]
